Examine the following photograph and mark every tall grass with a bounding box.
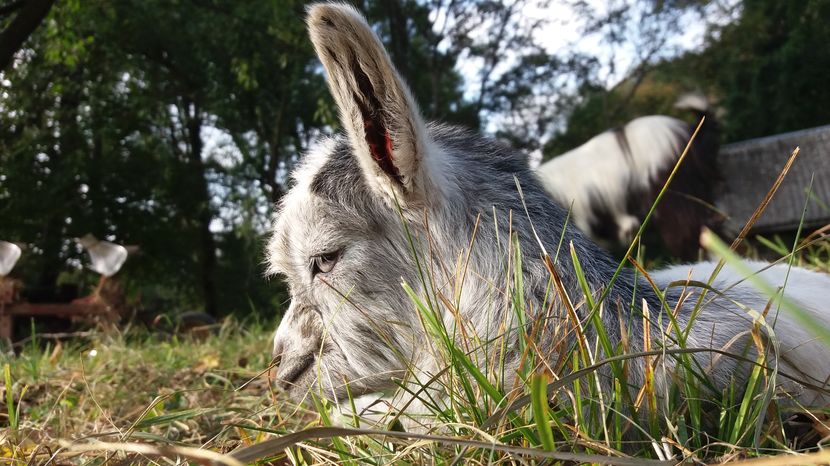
[227,143,830,463]
[2,232,829,463]
[231,235,828,465]
[227,195,830,463]
[3,151,830,464]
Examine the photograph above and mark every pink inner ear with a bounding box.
[348,53,403,186]
[362,117,402,184]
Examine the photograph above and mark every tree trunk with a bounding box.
[88,111,106,233]
[184,102,219,316]
[37,70,82,292]
[263,104,285,206]
[380,0,410,79]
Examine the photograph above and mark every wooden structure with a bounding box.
[0,237,125,343]
[0,276,118,342]
[0,238,216,343]
[717,124,830,236]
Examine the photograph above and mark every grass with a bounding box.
[3,148,830,464]
[0,319,314,463]
[1,234,830,464]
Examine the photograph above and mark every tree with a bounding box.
[699,0,830,141]
[543,0,830,154]
[0,0,328,316]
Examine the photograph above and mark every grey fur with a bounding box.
[267,3,830,419]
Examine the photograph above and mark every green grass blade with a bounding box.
[134,408,219,429]
[4,363,16,430]
[530,374,556,451]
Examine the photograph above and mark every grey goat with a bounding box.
[267,3,830,424]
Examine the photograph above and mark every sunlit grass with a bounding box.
[3,145,830,463]
[2,229,829,464]
[0,319,308,463]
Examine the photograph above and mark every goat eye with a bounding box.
[312,250,340,277]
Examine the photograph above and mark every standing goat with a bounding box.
[536,99,720,260]
[267,3,830,431]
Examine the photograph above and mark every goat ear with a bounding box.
[307,3,433,206]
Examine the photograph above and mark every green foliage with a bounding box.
[1,0,313,316]
[700,0,830,141]
[3,363,19,431]
[0,0,478,321]
[545,0,830,155]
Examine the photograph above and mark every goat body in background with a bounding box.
[536,100,720,260]
[267,3,830,429]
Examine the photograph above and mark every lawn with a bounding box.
[0,320,303,463]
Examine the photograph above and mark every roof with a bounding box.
[717,124,830,236]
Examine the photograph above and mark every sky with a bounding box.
[453,0,716,101]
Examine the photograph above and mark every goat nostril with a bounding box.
[270,339,285,383]
[274,353,315,390]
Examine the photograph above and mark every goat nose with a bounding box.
[271,335,315,391]
[271,303,321,391]
[274,352,315,390]
[271,342,283,375]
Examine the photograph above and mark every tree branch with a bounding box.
[0,0,56,72]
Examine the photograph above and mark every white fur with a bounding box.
[651,260,830,406]
[536,115,687,240]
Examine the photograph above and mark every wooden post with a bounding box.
[0,277,14,343]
